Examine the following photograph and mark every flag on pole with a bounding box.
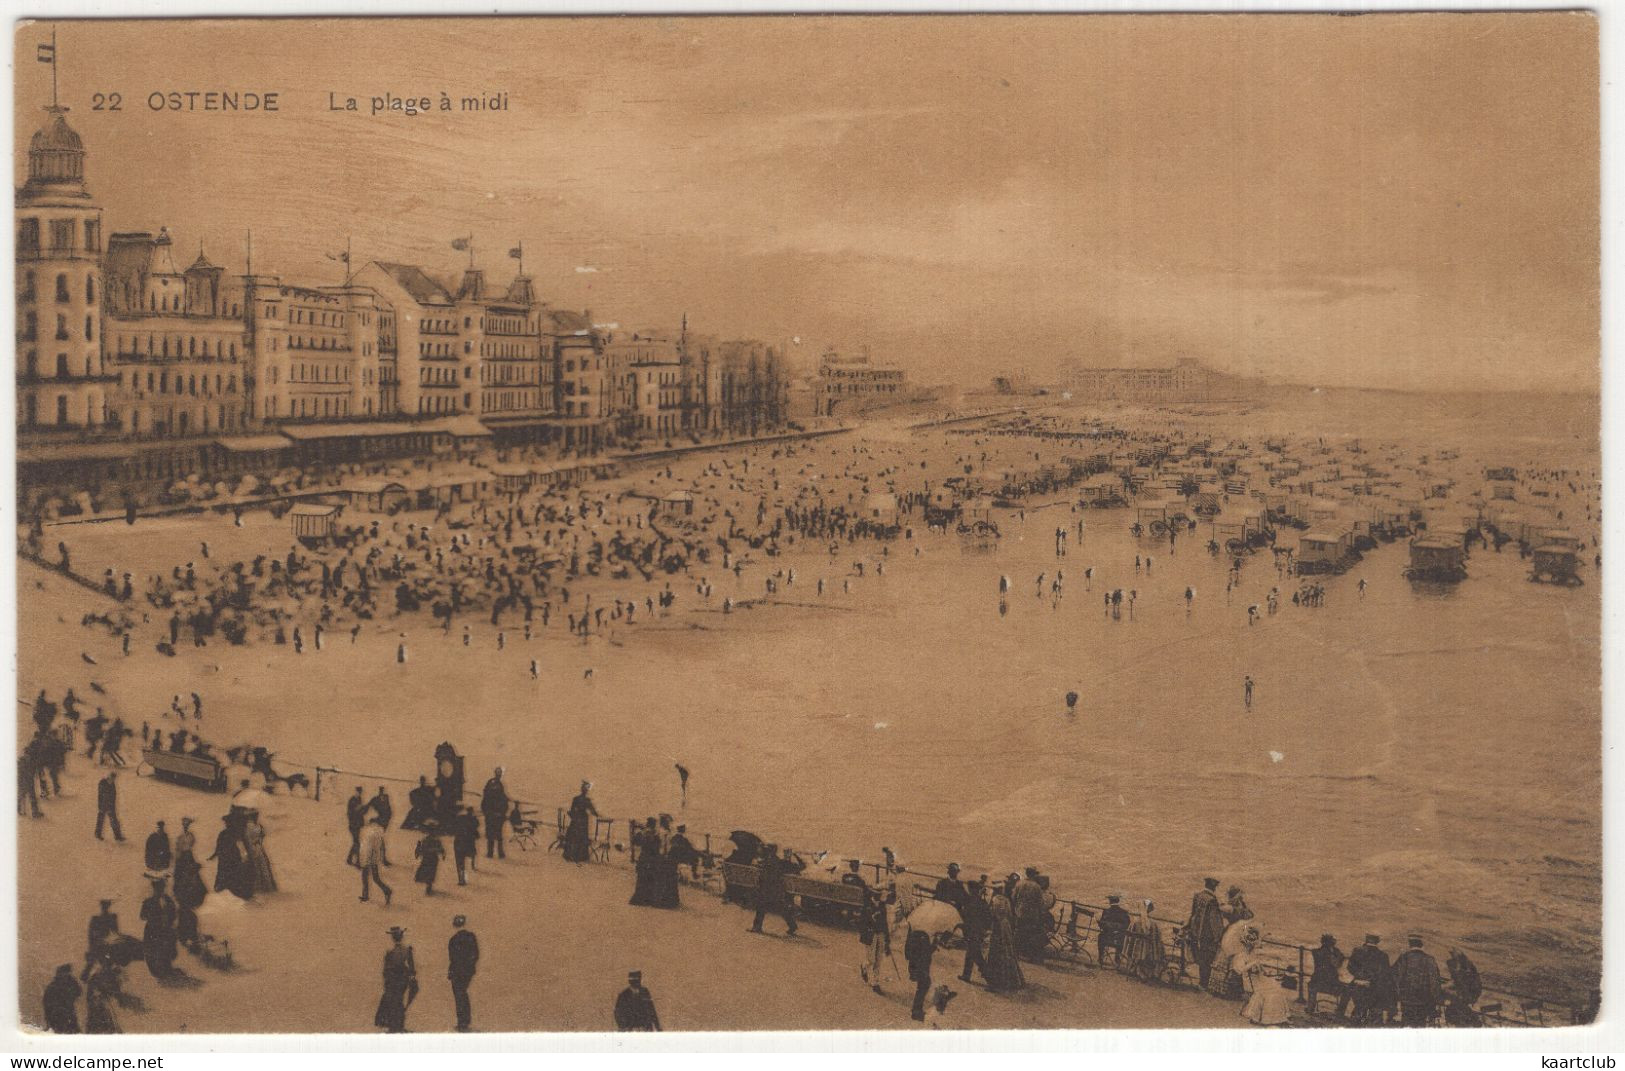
[508,246,523,260]
[451,236,472,252]
[37,43,54,64]
[325,250,350,264]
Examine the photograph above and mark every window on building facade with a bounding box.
[55,314,68,341]
[56,395,68,425]
[55,274,69,303]
[84,220,99,252]
[49,219,74,251]
[85,275,94,303]
[18,219,40,253]
[85,316,93,342]
[23,312,36,341]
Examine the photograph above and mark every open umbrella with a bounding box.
[900,898,963,940]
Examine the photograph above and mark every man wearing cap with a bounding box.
[1098,894,1132,969]
[1347,933,1396,1026]
[374,927,417,1034]
[613,970,661,1031]
[138,877,178,979]
[1393,934,1444,1026]
[1185,877,1225,988]
[447,915,479,1032]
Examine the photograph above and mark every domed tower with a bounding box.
[16,105,106,434]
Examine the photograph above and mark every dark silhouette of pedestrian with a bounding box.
[95,771,124,842]
[613,970,661,1031]
[448,915,479,1032]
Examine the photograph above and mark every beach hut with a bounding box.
[346,477,412,514]
[1080,473,1125,507]
[1296,531,1349,574]
[1530,546,1582,586]
[289,503,341,546]
[1405,538,1468,582]
[490,464,532,496]
[861,491,900,528]
[657,490,696,523]
[1535,527,1581,552]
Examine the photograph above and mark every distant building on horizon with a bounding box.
[816,346,906,417]
[1058,357,1245,403]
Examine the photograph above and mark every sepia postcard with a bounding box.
[9,12,1601,1038]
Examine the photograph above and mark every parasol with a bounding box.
[900,898,963,939]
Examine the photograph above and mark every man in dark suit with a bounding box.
[748,844,799,936]
[94,771,124,842]
[447,915,479,1032]
[1098,894,1132,968]
[904,925,936,1021]
[613,970,660,1031]
[345,787,367,866]
[932,863,967,913]
[959,875,992,983]
[480,769,509,860]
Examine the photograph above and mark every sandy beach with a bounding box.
[19,394,1601,1030]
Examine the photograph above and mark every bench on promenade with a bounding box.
[720,861,867,921]
[141,748,228,792]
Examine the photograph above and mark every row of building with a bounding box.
[1056,357,1246,403]
[16,104,791,488]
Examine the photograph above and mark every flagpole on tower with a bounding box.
[51,27,58,109]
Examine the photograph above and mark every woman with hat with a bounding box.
[413,827,446,896]
[208,812,251,901]
[984,877,1025,993]
[1120,899,1168,984]
[374,926,418,1033]
[139,877,178,979]
[243,810,277,895]
[172,818,207,948]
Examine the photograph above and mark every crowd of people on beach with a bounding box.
[21,412,1603,1034]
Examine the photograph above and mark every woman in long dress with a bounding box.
[171,819,207,947]
[652,815,681,908]
[1239,938,1293,1025]
[628,820,664,907]
[1120,898,1168,984]
[413,830,445,896]
[1209,921,1259,999]
[243,811,277,895]
[984,883,1026,993]
[208,814,252,901]
[562,782,596,863]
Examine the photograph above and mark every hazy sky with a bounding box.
[14,15,1599,390]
